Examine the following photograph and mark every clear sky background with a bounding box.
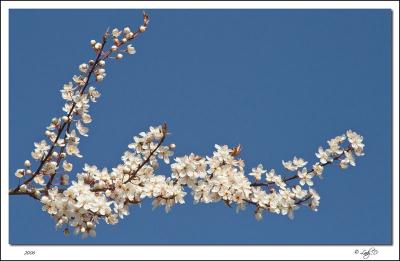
[9,9,392,244]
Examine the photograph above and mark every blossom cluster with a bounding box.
[10,14,366,238]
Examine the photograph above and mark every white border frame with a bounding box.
[1,1,398,260]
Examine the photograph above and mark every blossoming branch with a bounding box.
[9,12,366,238]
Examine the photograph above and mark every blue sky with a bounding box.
[9,9,392,244]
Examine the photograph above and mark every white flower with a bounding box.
[94,42,102,50]
[309,188,320,211]
[327,137,343,155]
[266,169,276,182]
[42,161,57,175]
[88,87,100,102]
[66,130,80,145]
[273,175,286,189]
[126,44,136,55]
[31,140,50,160]
[63,160,73,172]
[60,82,74,101]
[280,198,298,220]
[340,150,356,169]
[282,156,307,171]
[249,164,266,181]
[315,147,333,164]
[313,163,324,179]
[96,74,104,81]
[72,75,87,86]
[112,28,121,38]
[171,153,206,182]
[292,185,307,199]
[293,157,308,168]
[251,188,268,208]
[24,160,31,168]
[79,63,88,73]
[76,120,89,136]
[298,168,313,186]
[347,130,365,156]
[34,174,45,185]
[66,144,82,158]
[282,160,297,171]
[116,53,123,60]
[15,169,25,178]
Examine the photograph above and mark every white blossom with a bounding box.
[298,167,314,186]
[112,28,121,38]
[15,169,25,178]
[79,63,88,73]
[63,160,73,172]
[249,164,266,181]
[31,140,50,160]
[127,44,136,55]
[315,147,333,164]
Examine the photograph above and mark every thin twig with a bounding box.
[250,146,353,188]
[124,123,167,184]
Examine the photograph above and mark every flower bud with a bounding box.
[98,60,105,66]
[62,116,69,122]
[60,152,66,158]
[94,43,102,50]
[123,27,131,34]
[127,32,134,39]
[34,190,41,198]
[45,130,51,136]
[139,25,146,33]
[121,38,127,44]
[52,151,58,158]
[79,63,88,73]
[169,143,176,149]
[51,117,59,125]
[80,226,86,233]
[61,174,70,185]
[24,160,31,168]
[127,44,136,55]
[96,74,104,81]
[116,53,123,60]
[26,169,32,175]
[89,59,95,65]
[20,184,27,192]
[111,45,118,52]
[90,40,96,46]
[123,166,131,174]
[87,222,94,229]
[40,195,49,204]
